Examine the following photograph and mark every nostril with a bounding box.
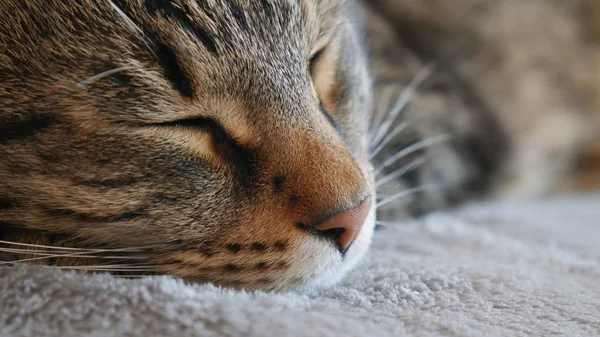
[314,196,372,253]
[320,227,346,245]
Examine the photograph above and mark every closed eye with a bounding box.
[309,45,339,133]
[309,46,327,76]
[155,117,255,176]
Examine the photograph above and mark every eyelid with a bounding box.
[309,46,326,65]
[309,37,330,61]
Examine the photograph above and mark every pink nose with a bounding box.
[315,197,372,252]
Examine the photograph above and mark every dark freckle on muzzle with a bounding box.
[274,241,287,251]
[254,261,267,269]
[227,244,242,253]
[224,264,239,272]
[251,242,267,251]
[272,175,285,193]
[288,195,299,204]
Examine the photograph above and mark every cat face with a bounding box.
[0,0,374,290]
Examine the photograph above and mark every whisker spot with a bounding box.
[251,243,267,251]
[254,261,267,269]
[224,264,239,272]
[227,244,241,254]
[274,241,287,251]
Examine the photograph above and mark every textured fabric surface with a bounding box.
[1,195,599,337]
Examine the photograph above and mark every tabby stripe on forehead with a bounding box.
[229,3,249,31]
[144,0,218,54]
[0,113,56,143]
[258,0,275,17]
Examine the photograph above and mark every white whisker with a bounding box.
[141,219,153,231]
[375,157,427,188]
[59,263,152,269]
[369,120,410,159]
[376,184,439,208]
[76,66,138,88]
[375,221,412,227]
[0,240,150,252]
[369,85,396,142]
[1,253,86,265]
[56,266,157,273]
[106,0,156,56]
[0,247,146,260]
[0,248,146,265]
[55,264,156,272]
[374,133,451,176]
[370,62,436,148]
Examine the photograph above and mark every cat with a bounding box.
[1,0,375,291]
[1,0,598,291]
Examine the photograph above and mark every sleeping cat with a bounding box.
[1,0,598,290]
[1,0,375,290]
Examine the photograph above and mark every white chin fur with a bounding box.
[296,199,377,290]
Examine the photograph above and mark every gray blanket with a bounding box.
[2,195,599,337]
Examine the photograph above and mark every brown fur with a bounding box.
[0,0,374,291]
[1,0,599,290]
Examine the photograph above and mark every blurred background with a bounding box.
[361,0,600,219]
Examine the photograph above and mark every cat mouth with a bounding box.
[159,197,377,290]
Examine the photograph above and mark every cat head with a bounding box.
[0,0,374,290]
